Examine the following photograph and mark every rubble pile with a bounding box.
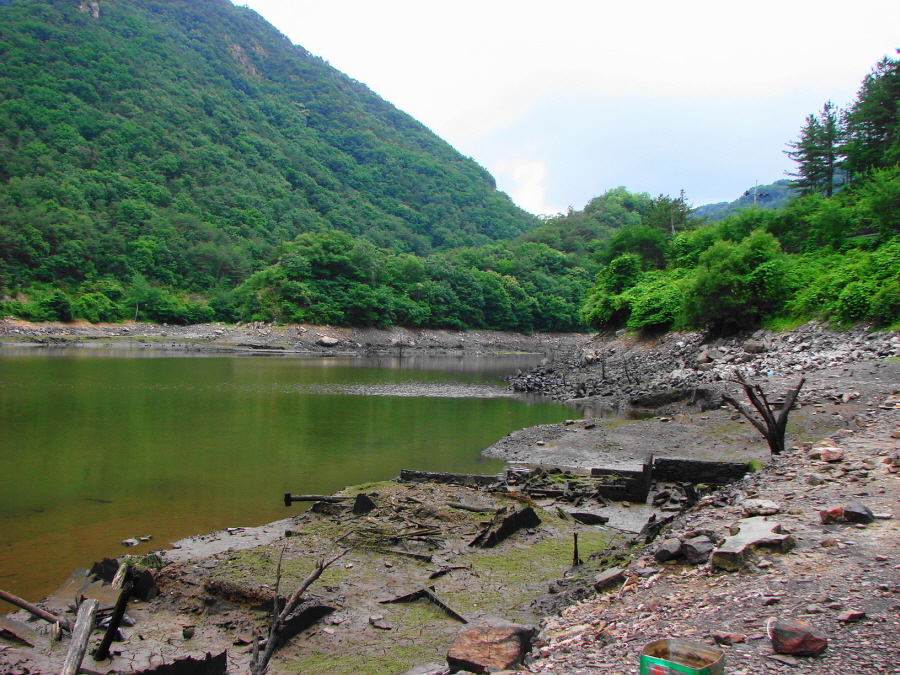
[509,322,900,412]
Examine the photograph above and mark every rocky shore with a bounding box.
[0,316,587,358]
[1,319,899,674]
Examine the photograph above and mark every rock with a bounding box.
[570,512,609,525]
[446,624,535,673]
[843,503,875,524]
[653,538,683,563]
[819,506,845,524]
[769,618,828,657]
[837,610,866,622]
[809,441,844,461]
[711,518,796,571]
[741,499,781,516]
[682,536,715,564]
[316,336,340,347]
[744,340,766,354]
[469,507,541,548]
[593,568,625,591]
[806,473,826,485]
[820,503,875,524]
[368,615,392,630]
[712,631,746,645]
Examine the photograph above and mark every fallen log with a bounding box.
[60,598,99,675]
[284,493,352,506]
[445,502,501,514]
[0,588,70,631]
[380,587,468,623]
[375,549,433,563]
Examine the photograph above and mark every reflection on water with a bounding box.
[0,349,574,604]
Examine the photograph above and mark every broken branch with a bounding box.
[0,588,70,631]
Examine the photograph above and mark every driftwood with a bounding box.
[93,571,133,661]
[375,549,433,563]
[60,598,99,675]
[0,588,70,631]
[722,373,805,455]
[380,587,468,623]
[445,502,500,514]
[284,493,351,506]
[249,549,347,675]
[428,565,472,580]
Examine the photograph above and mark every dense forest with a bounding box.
[580,52,900,334]
[0,0,898,333]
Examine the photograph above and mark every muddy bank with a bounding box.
[0,316,587,358]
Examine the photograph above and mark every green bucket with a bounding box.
[639,639,725,675]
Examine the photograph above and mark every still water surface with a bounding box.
[0,348,574,605]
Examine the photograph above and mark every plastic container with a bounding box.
[639,638,725,675]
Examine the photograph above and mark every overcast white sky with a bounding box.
[236,0,900,215]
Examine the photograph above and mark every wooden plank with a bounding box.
[60,599,98,675]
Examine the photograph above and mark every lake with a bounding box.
[0,347,576,606]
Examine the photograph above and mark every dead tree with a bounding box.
[722,371,805,455]
[249,549,347,675]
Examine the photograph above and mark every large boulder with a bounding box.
[446,624,535,673]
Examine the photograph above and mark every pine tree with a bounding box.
[843,53,900,179]
[785,101,842,196]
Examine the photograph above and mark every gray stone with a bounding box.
[653,538,683,562]
[712,517,796,571]
[593,567,625,591]
[843,503,875,524]
[682,536,715,564]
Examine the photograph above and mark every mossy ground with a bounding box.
[169,480,618,675]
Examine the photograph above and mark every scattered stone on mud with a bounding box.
[769,618,829,657]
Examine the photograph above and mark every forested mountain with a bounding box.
[1,2,897,334]
[0,0,536,316]
[693,180,796,221]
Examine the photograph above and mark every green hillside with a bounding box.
[0,0,534,300]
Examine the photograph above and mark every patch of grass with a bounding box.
[761,316,810,332]
[746,459,764,472]
[883,356,900,362]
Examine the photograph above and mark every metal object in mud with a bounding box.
[639,639,724,675]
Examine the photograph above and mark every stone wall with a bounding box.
[652,458,749,485]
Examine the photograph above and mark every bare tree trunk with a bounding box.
[722,372,805,455]
[249,550,347,675]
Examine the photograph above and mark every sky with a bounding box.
[235,0,900,215]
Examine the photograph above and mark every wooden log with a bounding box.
[445,502,501,514]
[60,599,98,675]
[376,548,433,563]
[379,588,468,623]
[0,588,70,631]
[284,493,352,506]
[93,578,132,661]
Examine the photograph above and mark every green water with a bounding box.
[0,349,573,605]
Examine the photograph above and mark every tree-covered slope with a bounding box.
[0,0,535,295]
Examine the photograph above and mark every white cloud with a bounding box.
[237,0,900,211]
[492,159,558,216]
